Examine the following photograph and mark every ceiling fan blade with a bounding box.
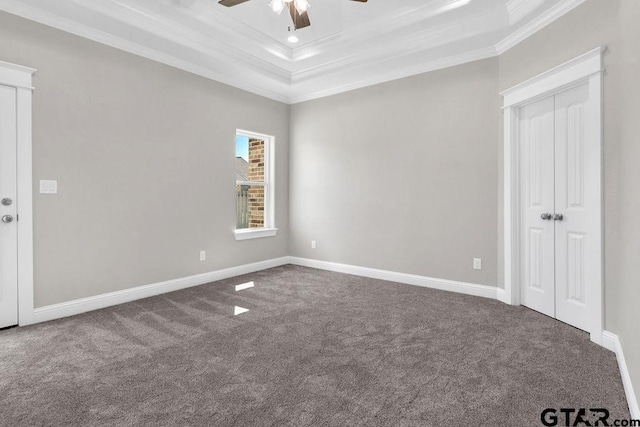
[218,0,251,7]
[288,2,311,29]
[349,0,368,2]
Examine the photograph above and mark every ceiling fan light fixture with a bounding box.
[221,0,365,31]
[269,0,285,14]
[294,0,310,15]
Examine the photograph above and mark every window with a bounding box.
[234,130,277,240]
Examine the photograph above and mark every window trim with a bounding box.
[234,129,278,241]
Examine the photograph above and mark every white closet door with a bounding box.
[0,84,18,329]
[554,83,597,333]
[519,96,556,318]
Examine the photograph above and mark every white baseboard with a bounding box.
[496,288,510,304]
[601,330,617,352]
[26,257,290,326]
[288,257,498,299]
[23,256,497,325]
[602,331,640,419]
[19,256,639,417]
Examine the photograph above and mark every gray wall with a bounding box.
[498,0,640,410]
[290,59,500,286]
[289,0,639,408]
[0,11,290,307]
[1,0,637,411]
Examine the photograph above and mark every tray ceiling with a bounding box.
[0,0,586,103]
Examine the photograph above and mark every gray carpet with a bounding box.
[0,265,629,426]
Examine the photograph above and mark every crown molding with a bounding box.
[65,0,291,82]
[290,46,498,104]
[496,0,587,54]
[292,0,471,62]
[0,0,590,104]
[506,0,545,25]
[0,1,292,103]
[109,0,293,64]
[291,9,498,84]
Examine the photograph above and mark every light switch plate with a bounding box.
[39,180,58,194]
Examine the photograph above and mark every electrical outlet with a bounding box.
[473,258,482,270]
[200,251,206,261]
[311,240,316,249]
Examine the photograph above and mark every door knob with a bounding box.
[1,198,12,206]
[554,213,564,221]
[541,213,553,220]
[2,215,14,223]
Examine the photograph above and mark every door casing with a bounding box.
[0,60,35,326]
[500,47,605,345]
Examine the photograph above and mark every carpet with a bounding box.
[0,265,629,426]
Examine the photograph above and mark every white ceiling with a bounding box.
[0,0,586,103]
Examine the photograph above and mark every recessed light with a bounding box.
[288,35,299,44]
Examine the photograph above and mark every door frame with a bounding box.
[0,60,35,326]
[499,47,605,345]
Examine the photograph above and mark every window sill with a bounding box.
[234,228,279,241]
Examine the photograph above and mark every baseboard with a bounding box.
[602,331,640,419]
[601,331,617,352]
[22,256,638,417]
[24,256,497,325]
[26,256,290,326]
[288,257,497,299]
[496,288,510,304]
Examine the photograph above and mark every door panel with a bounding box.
[519,97,555,318]
[0,84,18,328]
[554,83,593,333]
[566,232,586,304]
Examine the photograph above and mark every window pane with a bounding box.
[236,135,249,160]
[235,136,249,181]
[248,138,265,182]
[236,185,265,229]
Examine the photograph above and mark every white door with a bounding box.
[554,83,598,332]
[519,83,599,333]
[0,84,18,329]
[520,96,556,318]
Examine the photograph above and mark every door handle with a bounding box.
[2,215,14,224]
[554,213,564,221]
[541,213,553,220]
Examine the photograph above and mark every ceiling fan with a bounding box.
[218,0,368,30]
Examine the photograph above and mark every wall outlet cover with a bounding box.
[39,180,58,194]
